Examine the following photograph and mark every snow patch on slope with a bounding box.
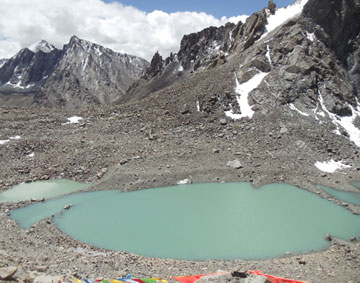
[29,40,55,53]
[177,178,192,185]
[261,0,309,39]
[306,32,316,42]
[225,72,268,120]
[289,103,309,116]
[315,160,351,173]
[63,116,83,125]
[318,92,360,147]
[265,45,272,66]
[0,135,21,145]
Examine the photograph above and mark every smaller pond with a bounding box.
[320,185,360,206]
[10,182,360,261]
[0,180,90,202]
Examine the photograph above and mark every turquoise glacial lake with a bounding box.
[320,185,360,206]
[0,180,90,202]
[10,182,360,260]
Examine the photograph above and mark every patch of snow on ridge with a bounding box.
[225,72,268,120]
[306,32,316,42]
[28,40,55,53]
[261,0,309,39]
[315,160,351,173]
[64,116,83,125]
[266,45,272,65]
[289,103,309,116]
[10,135,21,140]
[318,92,360,147]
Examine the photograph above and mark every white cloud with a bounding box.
[0,0,247,61]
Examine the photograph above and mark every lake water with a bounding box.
[353,182,360,190]
[320,185,360,206]
[0,180,90,202]
[10,182,360,260]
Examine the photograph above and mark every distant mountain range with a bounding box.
[0,36,149,108]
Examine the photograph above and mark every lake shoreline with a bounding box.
[1,105,360,282]
[1,179,360,283]
[1,201,360,283]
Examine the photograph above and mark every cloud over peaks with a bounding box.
[0,0,247,61]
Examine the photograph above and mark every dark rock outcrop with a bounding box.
[143,51,164,79]
[303,0,360,98]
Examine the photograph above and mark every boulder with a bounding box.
[227,159,243,169]
[220,118,227,125]
[0,266,17,280]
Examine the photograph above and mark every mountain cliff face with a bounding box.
[0,36,149,108]
[127,0,360,148]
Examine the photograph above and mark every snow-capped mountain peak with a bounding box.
[28,40,56,53]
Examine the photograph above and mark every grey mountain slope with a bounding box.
[0,36,149,108]
[126,0,360,148]
[35,36,149,107]
[0,46,62,92]
[0,59,7,68]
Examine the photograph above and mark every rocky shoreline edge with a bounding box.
[1,176,360,283]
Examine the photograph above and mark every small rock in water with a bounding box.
[64,204,72,210]
[350,237,357,242]
[325,234,332,241]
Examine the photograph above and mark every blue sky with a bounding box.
[103,0,295,18]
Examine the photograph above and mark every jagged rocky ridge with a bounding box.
[128,0,360,147]
[0,36,149,108]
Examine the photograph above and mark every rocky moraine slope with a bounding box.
[1,0,360,282]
